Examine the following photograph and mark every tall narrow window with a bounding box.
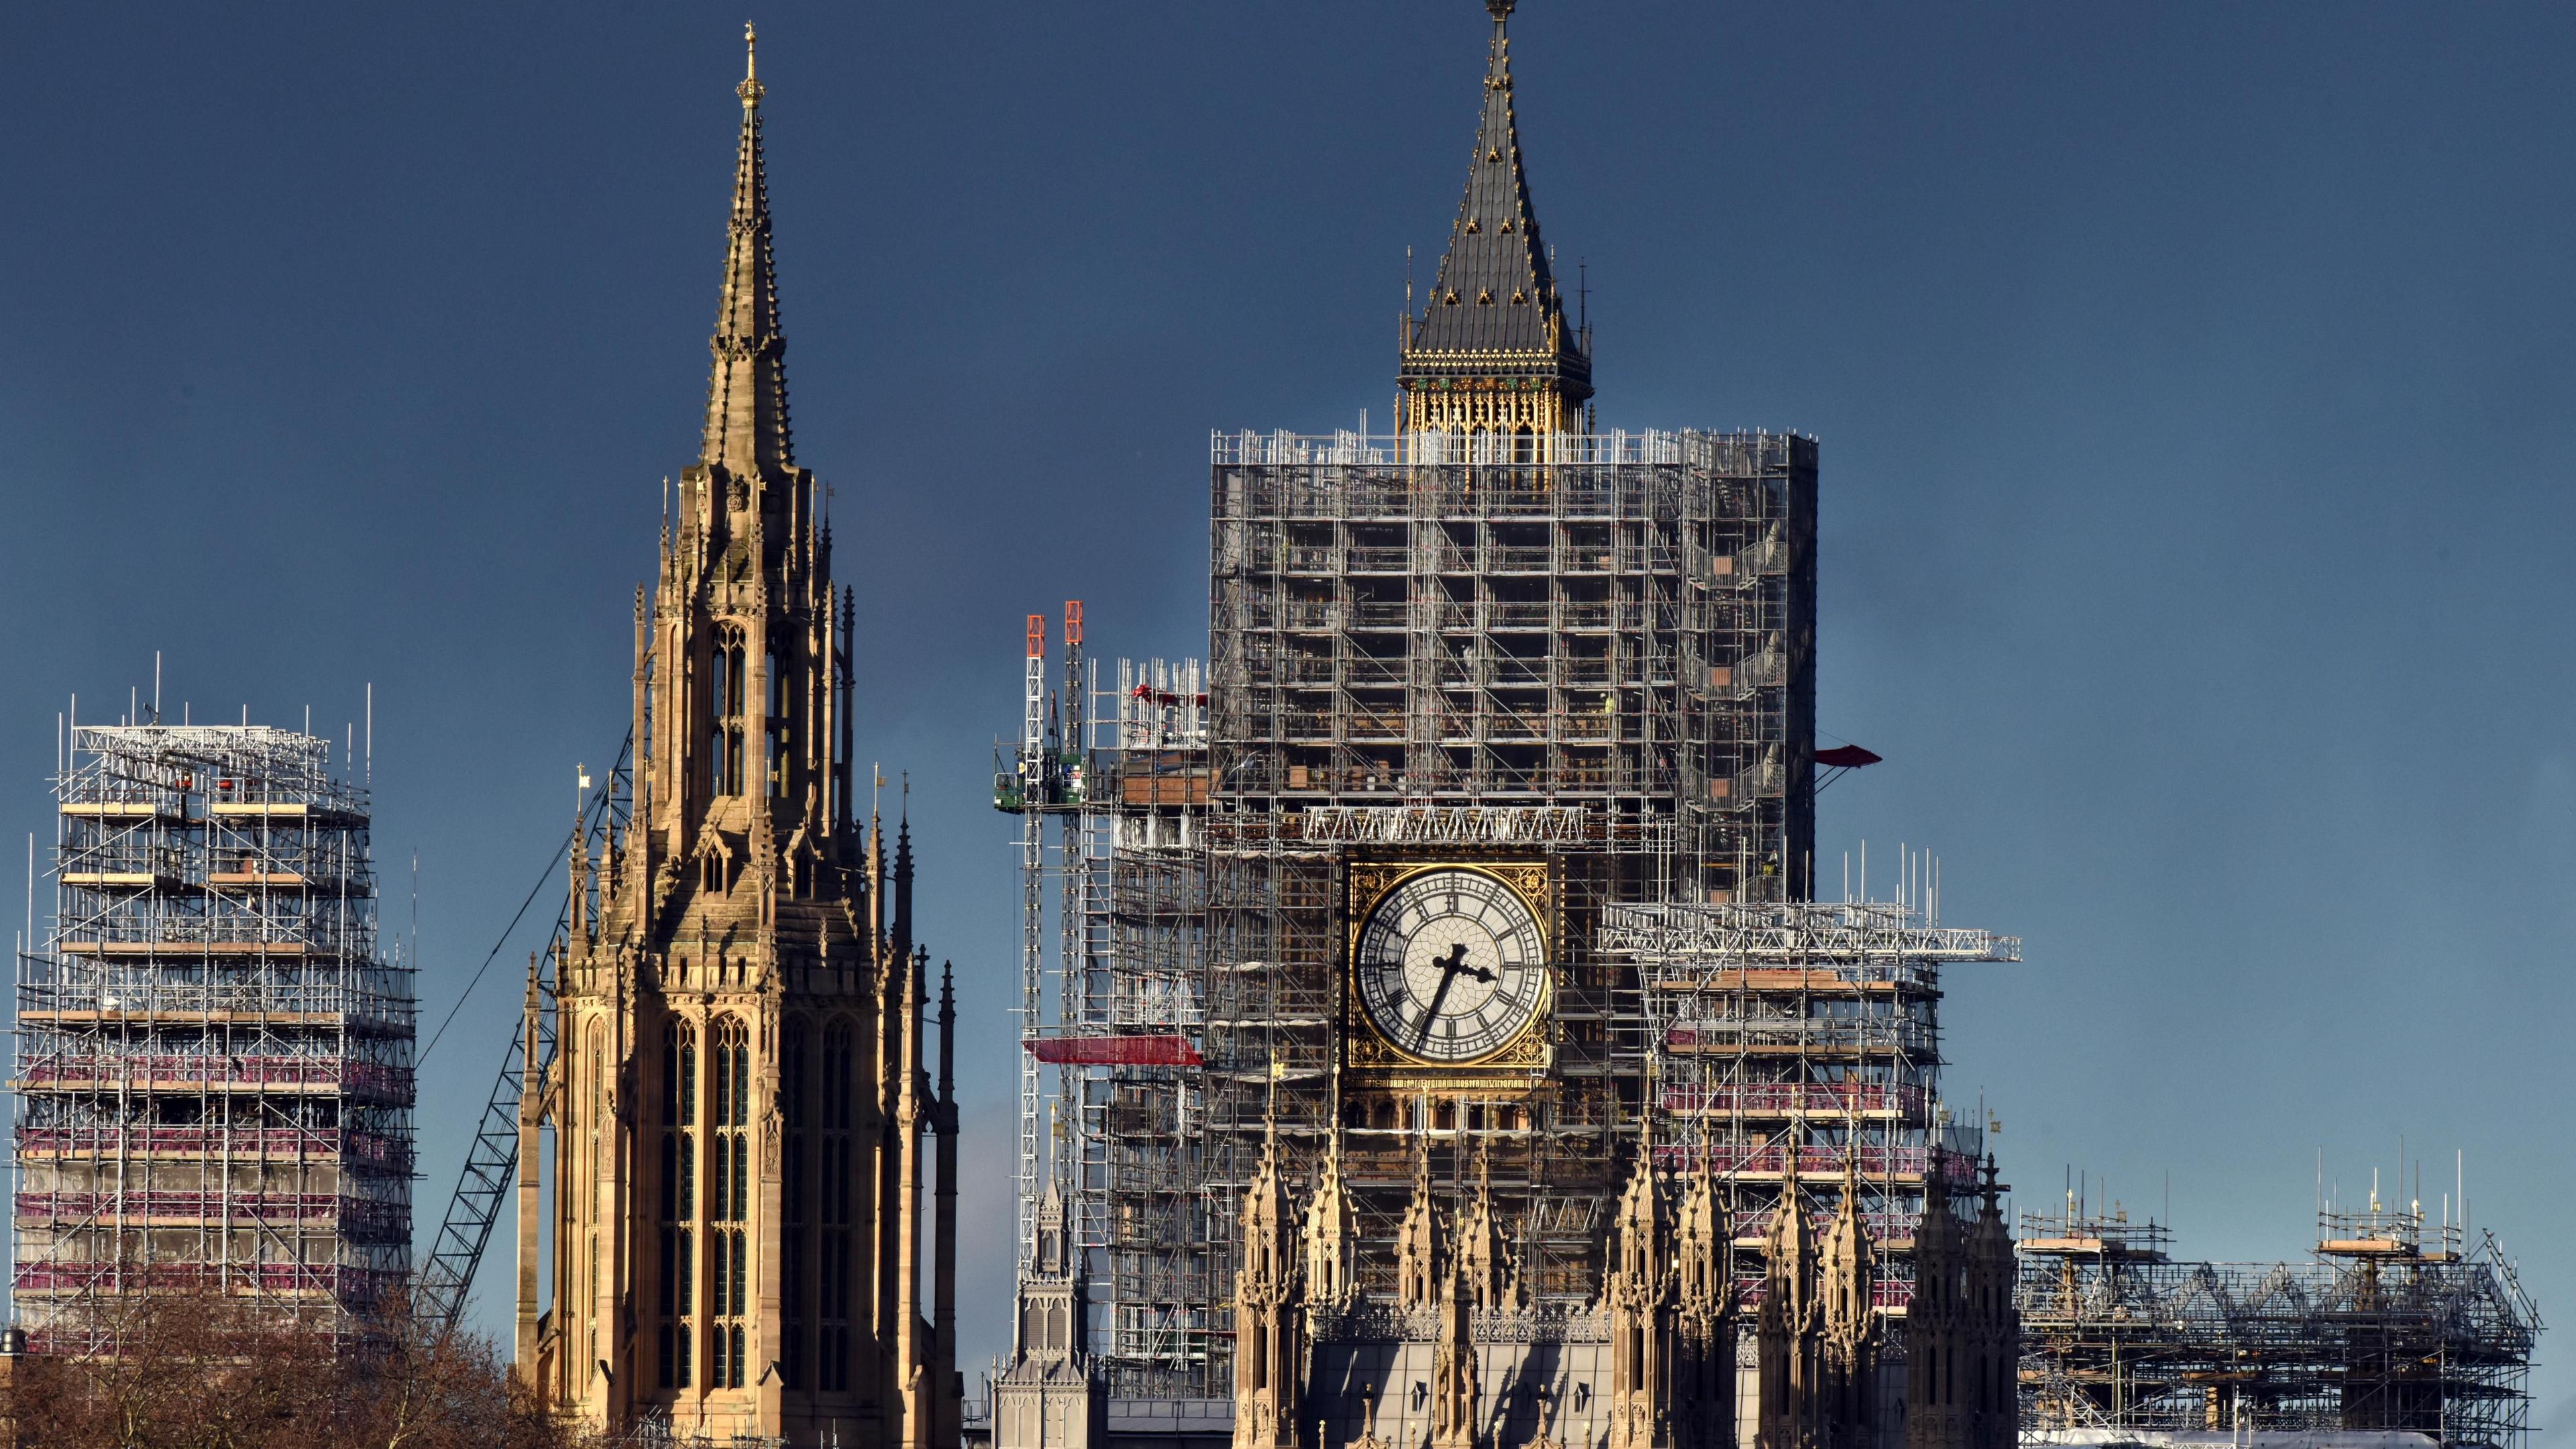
[731,640,748,794]
[782,1018,810,1391]
[710,1015,750,1389]
[712,633,749,794]
[766,645,790,799]
[709,642,731,797]
[582,1023,603,1256]
[821,1018,855,1392]
[660,1019,697,1388]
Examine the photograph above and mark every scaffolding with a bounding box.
[998,426,1823,1399]
[1601,892,2017,1309]
[2015,1196,2538,1449]
[11,724,415,1349]
[1000,628,1216,1391]
[1192,425,1815,1379]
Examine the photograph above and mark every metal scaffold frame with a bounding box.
[2014,1197,2540,1449]
[996,426,1829,1401]
[1602,892,2017,1307]
[13,724,416,1348]
[1000,623,1214,1394]
[1191,427,1815,1380]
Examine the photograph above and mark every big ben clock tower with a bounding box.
[1193,0,1817,1341]
[1020,7,2012,1440]
[998,2,1884,1432]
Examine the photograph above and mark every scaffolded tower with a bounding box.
[1198,424,1817,1308]
[2015,1193,2539,1449]
[997,0,1834,1403]
[1603,890,2017,1309]
[12,724,415,1348]
[999,640,1214,1394]
[999,425,1821,1403]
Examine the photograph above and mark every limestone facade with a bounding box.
[513,28,959,1448]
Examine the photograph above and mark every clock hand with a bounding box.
[1415,944,1471,1047]
[1438,941,1497,985]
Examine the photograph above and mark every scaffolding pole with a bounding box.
[13,723,417,1349]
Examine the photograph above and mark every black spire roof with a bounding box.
[1401,1,1590,401]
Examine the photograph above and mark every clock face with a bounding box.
[1353,868,1550,1065]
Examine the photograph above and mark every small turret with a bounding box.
[1605,1124,1672,1449]
[1231,1121,1307,1449]
[1302,1127,1359,1316]
[1394,1142,1443,1310]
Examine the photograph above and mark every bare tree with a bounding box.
[0,1285,574,1449]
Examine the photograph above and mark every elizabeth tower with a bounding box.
[515,32,961,1449]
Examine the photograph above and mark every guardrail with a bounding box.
[16,1126,413,1171]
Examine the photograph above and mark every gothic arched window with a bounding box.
[820,1017,856,1391]
[711,630,749,795]
[708,1014,751,1389]
[657,1018,697,1389]
[780,1016,810,1389]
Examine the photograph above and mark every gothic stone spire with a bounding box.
[524,34,945,1446]
[702,21,794,482]
[1605,1130,1674,1449]
[1394,1140,1442,1309]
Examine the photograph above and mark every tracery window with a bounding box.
[708,1015,751,1389]
[765,643,791,799]
[710,630,748,795]
[820,1018,856,1392]
[780,1016,809,1390]
[656,1018,697,1389]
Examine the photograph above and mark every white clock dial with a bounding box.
[1353,868,1549,1064]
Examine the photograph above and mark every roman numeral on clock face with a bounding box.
[1353,867,1548,1064]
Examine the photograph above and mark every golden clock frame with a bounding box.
[1342,858,1557,1090]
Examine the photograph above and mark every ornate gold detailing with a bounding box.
[737,22,764,110]
[1344,861,1554,1085]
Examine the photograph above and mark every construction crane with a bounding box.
[413,738,632,1336]
[991,604,1086,1263]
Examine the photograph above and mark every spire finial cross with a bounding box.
[738,21,765,110]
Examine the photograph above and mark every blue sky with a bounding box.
[3,2,2571,1426]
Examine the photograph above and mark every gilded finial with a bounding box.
[1487,0,1515,23]
[738,21,765,109]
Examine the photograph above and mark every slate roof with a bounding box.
[1401,1,1589,393]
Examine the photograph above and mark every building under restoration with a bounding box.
[992,6,2024,1446]
[2015,1195,2538,1449]
[989,9,2541,1449]
[12,722,415,1347]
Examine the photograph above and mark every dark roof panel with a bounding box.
[1403,3,1589,388]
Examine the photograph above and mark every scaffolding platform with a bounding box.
[11,724,415,1346]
